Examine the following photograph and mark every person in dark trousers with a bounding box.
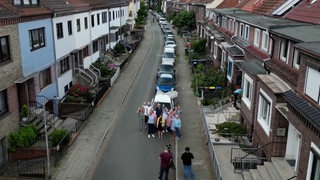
[181,147,195,180]
[159,147,173,180]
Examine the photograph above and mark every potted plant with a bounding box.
[21,104,29,122]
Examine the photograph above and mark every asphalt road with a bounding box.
[88,15,175,180]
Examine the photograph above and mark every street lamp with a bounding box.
[43,107,51,179]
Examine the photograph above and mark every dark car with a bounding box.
[157,63,175,78]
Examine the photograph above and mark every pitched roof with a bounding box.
[270,25,320,42]
[253,0,288,15]
[0,3,20,20]
[0,0,52,17]
[217,0,241,8]
[284,0,320,24]
[295,42,320,56]
[283,90,320,131]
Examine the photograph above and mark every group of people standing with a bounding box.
[136,102,182,139]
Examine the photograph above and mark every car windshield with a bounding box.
[160,65,174,71]
[158,78,174,86]
[163,53,174,58]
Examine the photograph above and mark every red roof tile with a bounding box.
[252,0,287,15]
[217,0,241,8]
[241,0,257,12]
[284,0,320,24]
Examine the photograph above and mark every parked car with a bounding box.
[166,36,175,44]
[165,40,176,49]
[162,47,175,65]
[156,74,175,93]
[157,62,175,78]
[162,26,171,32]
[151,90,178,110]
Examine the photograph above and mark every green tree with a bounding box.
[192,38,207,55]
[157,0,162,12]
[136,1,148,25]
[172,11,196,32]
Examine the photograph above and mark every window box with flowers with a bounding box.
[64,84,93,103]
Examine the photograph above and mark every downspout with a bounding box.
[51,13,60,115]
[108,7,111,51]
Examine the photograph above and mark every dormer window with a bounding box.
[13,0,39,6]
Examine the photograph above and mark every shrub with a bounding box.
[216,122,247,136]
[9,125,37,152]
[50,129,70,147]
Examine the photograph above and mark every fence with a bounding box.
[199,104,223,180]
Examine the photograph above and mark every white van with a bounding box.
[162,47,175,64]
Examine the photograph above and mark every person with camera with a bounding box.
[158,146,173,180]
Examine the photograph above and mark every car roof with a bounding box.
[161,62,174,66]
[159,74,173,78]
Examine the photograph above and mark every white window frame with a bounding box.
[213,41,218,59]
[262,31,269,52]
[254,28,260,47]
[293,49,300,69]
[244,25,250,40]
[257,89,272,136]
[227,56,233,81]
[242,73,253,109]
[307,142,320,180]
[234,21,238,36]
[229,19,233,31]
[221,50,226,71]
[280,40,290,62]
[305,67,320,104]
[239,23,244,37]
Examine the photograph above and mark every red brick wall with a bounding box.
[7,84,19,112]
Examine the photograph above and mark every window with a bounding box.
[227,56,233,81]
[307,143,320,180]
[257,89,272,135]
[92,40,98,53]
[242,73,253,109]
[262,31,269,51]
[244,25,250,40]
[234,21,238,35]
[29,27,45,50]
[0,36,11,63]
[59,56,70,75]
[229,19,234,32]
[39,68,51,89]
[97,13,100,25]
[239,23,244,37]
[113,11,115,20]
[91,15,95,27]
[13,0,38,5]
[64,85,68,93]
[293,49,300,69]
[221,50,226,71]
[84,17,88,29]
[280,40,289,62]
[82,46,89,58]
[56,23,63,39]
[0,89,8,116]
[109,11,111,21]
[102,11,108,23]
[254,28,260,47]
[67,20,72,35]
[305,67,320,103]
[213,41,218,58]
[77,19,81,32]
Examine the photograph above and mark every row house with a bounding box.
[202,5,320,180]
[41,0,129,98]
[0,4,24,168]
[0,0,133,169]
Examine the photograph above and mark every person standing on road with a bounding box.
[143,102,151,129]
[181,147,195,180]
[156,114,165,139]
[147,109,157,138]
[173,114,182,139]
[136,106,144,134]
[159,147,173,180]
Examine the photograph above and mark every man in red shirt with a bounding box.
[159,147,173,180]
